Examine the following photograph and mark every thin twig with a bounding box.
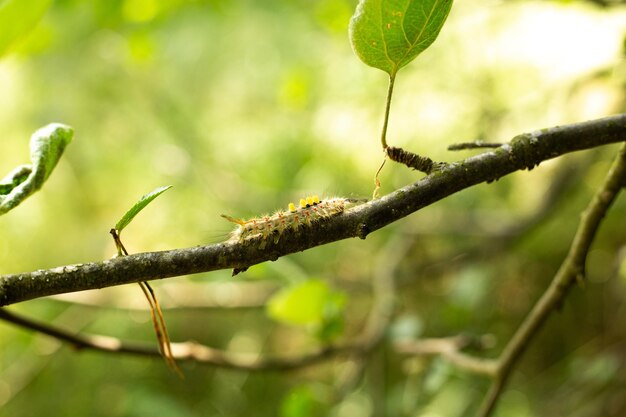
[395,334,498,376]
[0,306,354,370]
[448,142,504,151]
[0,115,624,306]
[477,142,626,417]
[373,155,386,199]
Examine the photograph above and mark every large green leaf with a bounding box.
[0,124,73,215]
[349,0,454,76]
[0,0,52,58]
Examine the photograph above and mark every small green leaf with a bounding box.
[0,123,73,215]
[280,386,317,417]
[267,279,346,327]
[0,165,31,195]
[349,0,454,76]
[115,185,173,233]
[0,0,52,58]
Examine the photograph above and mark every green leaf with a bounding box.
[280,386,317,417]
[266,279,346,327]
[0,123,73,215]
[349,0,454,76]
[115,185,173,233]
[0,0,52,58]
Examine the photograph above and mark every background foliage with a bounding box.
[0,0,625,416]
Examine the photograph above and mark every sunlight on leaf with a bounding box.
[0,0,52,58]
[0,123,73,215]
[114,185,173,233]
[349,0,454,76]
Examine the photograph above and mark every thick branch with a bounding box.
[0,228,406,371]
[1,114,625,306]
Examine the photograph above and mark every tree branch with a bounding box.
[395,334,498,376]
[477,141,626,417]
[1,114,624,306]
[0,225,407,371]
[0,306,354,370]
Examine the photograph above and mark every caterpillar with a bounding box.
[221,195,363,249]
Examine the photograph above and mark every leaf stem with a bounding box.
[380,74,396,150]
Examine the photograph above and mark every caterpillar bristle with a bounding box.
[221,214,246,225]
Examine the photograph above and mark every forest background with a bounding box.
[1,0,626,416]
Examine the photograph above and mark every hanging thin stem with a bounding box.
[109,228,182,378]
[139,281,183,378]
[380,74,396,150]
[373,74,397,198]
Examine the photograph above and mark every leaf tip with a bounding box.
[114,185,174,232]
[34,123,74,144]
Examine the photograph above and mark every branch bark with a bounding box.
[1,114,625,306]
[0,224,407,372]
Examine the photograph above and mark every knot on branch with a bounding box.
[509,133,543,171]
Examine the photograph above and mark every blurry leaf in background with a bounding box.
[122,0,160,23]
[314,0,354,34]
[0,0,52,58]
[423,358,453,395]
[0,1,625,415]
[278,67,312,110]
[128,30,156,63]
[280,385,319,417]
[267,279,346,343]
[349,0,454,76]
[0,123,73,215]
[389,314,424,342]
[448,265,490,310]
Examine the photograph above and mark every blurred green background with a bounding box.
[1,0,626,416]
